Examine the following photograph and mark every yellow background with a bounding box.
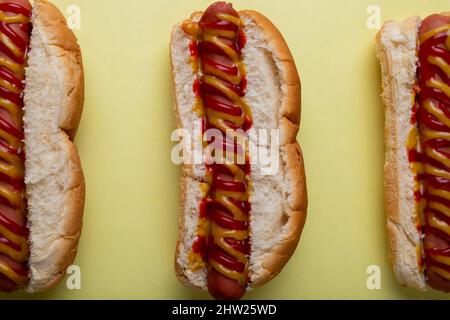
[1,0,450,300]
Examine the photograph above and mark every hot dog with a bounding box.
[170,2,307,299]
[377,13,450,292]
[0,0,84,293]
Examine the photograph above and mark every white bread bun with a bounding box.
[23,0,85,293]
[170,9,307,291]
[376,16,428,291]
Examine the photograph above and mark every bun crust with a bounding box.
[34,0,84,139]
[24,0,85,293]
[171,9,307,290]
[240,10,307,287]
[376,16,427,291]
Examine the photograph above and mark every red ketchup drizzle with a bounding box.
[192,235,207,260]
[0,236,19,251]
[414,15,450,289]
[190,2,251,282]
[0,3,30,65]
[0,272,15,292]
[0,206,27,236]
[0,0,31,292]
[208,242,246,272]
[411,101,419,125]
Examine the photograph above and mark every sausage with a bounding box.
[418,13,450,37]
[208,267,246,300]
[0,0,32,292]
[417,13,450,293]
[182,2,252,299]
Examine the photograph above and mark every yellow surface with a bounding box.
[1,0,450,300]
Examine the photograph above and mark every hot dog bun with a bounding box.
[376,16,427,291]
[170,8,307,292]
[24,0,84,293]
[376,14,450,293]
